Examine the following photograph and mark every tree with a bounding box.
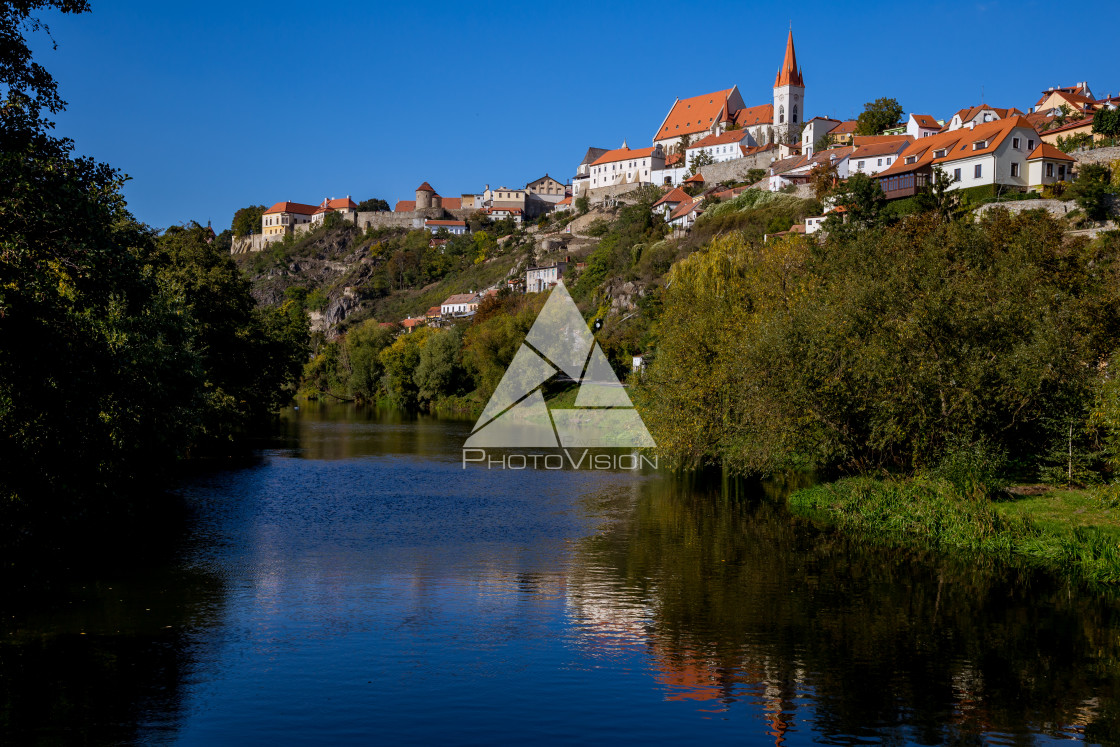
[231,205,266,236]
[1092,109,1120,141]
[686,149,714,178]
[414,327,467,404]
[828,173,885,229]
[345,319,395,401]
[575,195,590,214]
[855,97,904,136]
[807,162,838,200]
[744,168,766,186]
[1066,163,1115,221]
[357,197,390,212]
[1,1,91,119]
[914,166,961,221]
[1057,132,1094,153]
[814,133,836,153]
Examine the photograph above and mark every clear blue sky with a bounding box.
[29,0,1119,230]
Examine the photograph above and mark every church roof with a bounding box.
[774,29,804,88]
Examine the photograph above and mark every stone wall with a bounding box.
[231,208,470,253]
[585,181,646,205]
[696,150,778,185]
[974,198,1078,220]
[1073,146,1120,166]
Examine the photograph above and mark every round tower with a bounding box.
[415,181,436,210]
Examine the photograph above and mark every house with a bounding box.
[553,196,573,213]
[848,139,911,176]
[526,174,567,197]
[687,129,758,164]
[873,116,1040,199]
[652,187,691,218]
[801,116,842,156]
[1039,114,1102,147]
[1026,143,1075,188]
[906,114,942,139]
[826,120,858,145]
[526,262,567,293]
[262,201,317,236]
[482,206,523,224]
[424,219,468,235]
[483,185,526,210]
[1035,82,1097,116]
[311,196,359,225]
[586,143,666,190]
[400,317,425,333]
[805,215,827,234]
[945,105,1024,131]
[768,146,855,190]
[667,198,703,231]
[440,293,480,317]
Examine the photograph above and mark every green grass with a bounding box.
[789,477,1120,584]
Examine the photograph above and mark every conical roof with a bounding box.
[773,29,804,88]
[416,181,436,193]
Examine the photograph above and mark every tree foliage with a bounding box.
[357,197,390,212]
[855,97,904,136]
[231,205,266,236]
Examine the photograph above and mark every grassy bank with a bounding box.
[789,477,1120,584]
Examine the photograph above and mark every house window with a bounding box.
[779,105,785,124]
[877,158,883,166]
[1047,163,1054,178]
[1011,162,1020,177]
[975,164,983,178]
[887,158,893,165]
[1028,139,1035,150]
[1059,165,1066,178]
[792,105,798,123]
[858,160,865,168]
[1013,137,1020,149]
[953,168,961,181]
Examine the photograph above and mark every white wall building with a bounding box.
[526,263,567,293]
[587,143,665,190]
[906,113,942,139]
[440,293,480,316]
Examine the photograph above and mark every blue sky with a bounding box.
[29,0,1119,230]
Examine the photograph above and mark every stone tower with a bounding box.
[415,181,436,210]
[772,28,805,145]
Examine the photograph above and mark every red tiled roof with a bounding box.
[664,152,684,166]
[323,197,357,210]
[556,196,573,205]
[690,129,753,149]
[653,187,690,207]
[590,145,657,165]
[774,30,804,88]
[442,293,478,305]
[426,306,442,317]
[264,201,318,216]
[684,172,705,183]
[1036,89,1097,111]
[669,198,701,220]
[853,134,913,146]
[416,182,436,193]
[1025,111,1056,129]
[851,141,911,159]
[1042,114,1094,135]
[441,197,462,210]
[401,318,425,328]
[911,114,939,128]
[952,105,1024,126]
[734,103,774,127]
[1027,142,1075,161]
[830,120,858,135]
[656,88,738,140]
[395,200,416,212]
[876,116,1037,178]
[426,219,467,226]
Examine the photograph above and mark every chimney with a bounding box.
[969,121,976,130]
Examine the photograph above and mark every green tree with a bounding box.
[357,197,390,212]
[379,328,433,409]
[827,172,885,229]
[807,162,838,200]
[575,195,590,214]
[1067,163,1114,221]
[914,166,961,221]
[346,319,395,401]
[686,149,714,178]
[414,327,466,404]
[855,97,904,136]
[231,205,266,236]
[1092,109,1120,141]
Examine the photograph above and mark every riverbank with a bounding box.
[789,477,1120,585]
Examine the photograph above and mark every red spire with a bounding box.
[774,28,803,88]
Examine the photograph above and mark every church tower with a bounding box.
[772,28,805,145]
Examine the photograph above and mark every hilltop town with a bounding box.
[228,29,1120,336]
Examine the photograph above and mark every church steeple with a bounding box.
[773,28,804,88]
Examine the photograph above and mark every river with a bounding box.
[3,404,1120,745]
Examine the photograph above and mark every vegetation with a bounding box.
[0,2,307,551]
[357,197,390,212]
[231,204,266,236]
[1066,162,1116,221]
[855,97,904,136]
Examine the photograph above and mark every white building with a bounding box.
[440,293,480,316]
[801,116,842,157]
[848,139,910,176]
[526,262,567,293]
[586,143,665,190]
[1026,142,1075,188]
[652,187,691,219]
[906,113,942,139]
[945,105,1024,132]
[424,219,468,235]
[686,129,757,165]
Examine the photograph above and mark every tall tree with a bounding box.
[856,97,904,136]
[231,205,266,236]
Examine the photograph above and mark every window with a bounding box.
[1010,162,1020,177]
[1047,163,1054,178]
[1059,165,1066,178]
[792,105,798,123]
[887,157,893,165]
[1013,137,1020,149]
[974,164,983,178]
[934,149,947,158]
[858,160,865,168]
[779,105,785,124]
[953,168,961,181]
[1028,139,1035,151]
[972,140,987,150]
[877,158,883,166]
[906,156,917,164]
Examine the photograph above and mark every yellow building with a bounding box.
[262,201,317,236]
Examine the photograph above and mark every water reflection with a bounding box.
[3,405,1120,745]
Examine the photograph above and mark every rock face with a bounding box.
[322,293,358,328]
[606,279,643,313]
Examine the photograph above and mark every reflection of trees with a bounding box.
[567,472,1120,743]
[276,402,471,461]
[0,564,227,743]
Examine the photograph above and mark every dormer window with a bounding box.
[933,148,947,158]
[905,155,918,164]
[972,140,987,150]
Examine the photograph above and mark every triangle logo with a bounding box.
[464,282,655,449]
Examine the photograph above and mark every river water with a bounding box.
[4,404,1120,745]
